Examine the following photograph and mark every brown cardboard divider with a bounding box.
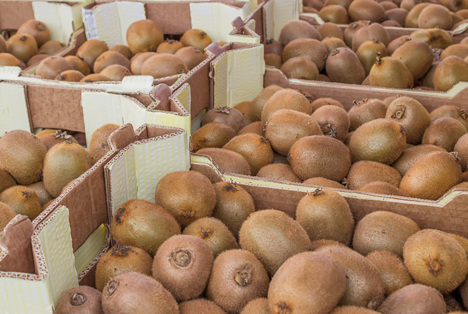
[0,1,35,31]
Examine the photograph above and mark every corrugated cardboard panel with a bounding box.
[272,0,300,40]
[0,81,31,133]
[0,278,52,314]
[74,224,106,275]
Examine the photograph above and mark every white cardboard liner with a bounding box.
[0,81,31,134]
[262,0,300,40]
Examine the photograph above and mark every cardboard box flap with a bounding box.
[75,224,109,277]
[0,81,32,134]
[108,123,139,151]
[228,17,261,44]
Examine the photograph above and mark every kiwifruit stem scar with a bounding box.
[322,124,337,138]
[70,293,87,306]
[173,249,192,267]
[391,106,406,120]
[200,32,207,38]
[21,191,32,199]
[222,182,238,193]
[215,106,232,114]
[331,49,340,57]
[234,263,253,286]
[375,52,381,65]
[460,110,467,120]
[111,244,133,257]
[425,256,445,277]
[106,279,120,296]
[36,23,46,31]
[19,36,27,42]
[450,152,461,163]
[114,208,125,224]
[312,188,325,197]
[198,226,213,239]
[180,207,195,219]
[276,302,292,314]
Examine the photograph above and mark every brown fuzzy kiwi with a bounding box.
[89,124,120,165]
[322,37,347,54]
[152,235,213,301]
[250,85,283,121]
[319,5,350,23]
[80,74,112,82]
[427,28,453,48]
[422,117,467,151]
[239,209,311,276]
[278,20,322,46]
[42,141,90,197]
[353,211,420,257]
[155,171,216,227]
[317,23,344,40]
[54,70,84,82]
[101,272,178,314]
[233,101,253,124]
[420,62,439,88]
[418,4,453,30]
[0,168,16,194]
[381,20,402,27]
[36,56,73,80]
[303,177,347,189]
[0,130,47,185]
[326,47,366,84]
[305,0,324,10]
[385,8,407,25]
[196,148,251,175]
[446,233,468,258]
[268,251,347,314]
[0,202,16,233]
[55,286,102,314]
[352,23,390,52]
[296,188,354,245]
[264,39,284,56]
[311,98,345,112]
[261,89,312,127]
[17,20,50,48]
[348,98,387,131]
[175,47,206,71]
[349,0,385,22]
[441,44,468,60]
[378,284,446,314]
[444,294,464,312]
[316,246,386,309]
[455,134,468,171]
[7,33,38,63]
[76,39,109,70]
[311,103,350,143]
[434,56,468,91]
[387,36,412,56]
[265,109,322,156]
[264,53,282,69]
[126,19,164,54]
[0,186,42,220]
[64,55,90,76]
[26,54,46,67]
[400,151,462,199]
[130,52,156,75]
[324,0,354,9]
[289,135,351,182]
[202,107,246,133]
[238,121,264,136]
[180,29,212,52]
[392,41,433,80]
[430,105,468,131]
[95,244,153,291]
[281,56,318,80]
[358,181,408,196]
[36,129,57,138]
[273,153,289,164]
[93,51,131,73]
[179,299,227,314]
[0,53,25,68]
[356,40,387,76]
[206,249,269,313]
[369,55,414,88]
[452,12,465,26]
[404,229,468,294]
[347,161,402,190]
[100,64,132,81]
[110,44,133,59]
[405,3,432,28]
[257,164,302,183]
[141,53,188,79]
[111,199,180,255]
[0,35,5,53]
[459,9,468,18]
[38,40,64,55]
[283,38,328,71]
[156,40,184,54]
[192,122,236,151]
[344,20,368,48]
[330,306,380,314]
[392,145,445,177]
[310,239,348,251]
[240,298,270,314]
[223,134,274,175]
[27,181,52,206]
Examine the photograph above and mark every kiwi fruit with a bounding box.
[175,47,206,70]
[311,102,350,143]
[317,22,344,40]
[152,234,213,301]
[101,272,178,314]
[264,53,282,69]
[289,135,351,182]
[303,177,346,189]
[430,105,468,131]
[257,164,302,182]
[441,44,468,60]
[426,29,452,49]
[381,20,402,27]
[261,89,312,127]
[347,161,402,190]
[179,299,227,314]
[324,0,354,8]
[36,129,57,138]
[447,233,468,258]
[352,23,390,52]
[349,0,385,22]
[55,286,102,314]
[404,229,468,294]
[296,188,354,245]
[38,40,63,55]
[356,40,387,76]
[400,151,462,199]
[27,181,52,206]
[310,239,348,251]
[250,85,283,121]
[281,56,319,80]
[36,56,73,80]
[95,244,153,291]
[54,70,84,82]
[0,130,47,185]
[420,62,439,88]
[239,209,311,276]
[233,101,253,124]
[322,37,347,54]
[316,246,386,309]
[344,21,368,48]
[418,5,453,30]
[89,124,120,165]
[319,5,350,23]
[265,109,322,155]
[326,47,366,84]
[422,117,467,151]
[283,38,328,71]
[141,53,188,79]
[0,202,16,232]
[385,8,408,26]
[455,134,468,171]
[7,33,38,63]
[240,298,270,314]
[93,51,131,73]
[405,3,432,28]
[110,44,133,59]
[111,199,180,255]
[155,171,216,227]
[369,55,414,88]
[157,40,184,54]
[0,53,25,68]
[17,20,50,48]
[76,39,109,70]
[348,98,387,131]
[433,56,468,91]
[279,20,322,46]
[0,35,5,53]
[196,148,251,175]
[381,2,398,10]
[130,52,156,75]
[80,74,112,82]
[212,181,254,239]
[206,249,269,313]
[330,306,380,314]
[268,251,347,314]
[180,29,212,52]
[305,0,324,10]
[392,41,433,80]
[126,19,164,54]
[203,107,246,133]
[311,98,345,112]
[100,64,132,81]
[0,168,16,194]
[238,121,264,136]
[0,186,42,220]
[378,284,446,314]
[444,294,464,312]
[387,36,412,56]
[64,56,90,76]
[193,123,236,151]
[264,39,284,56]
[358,181,408,196]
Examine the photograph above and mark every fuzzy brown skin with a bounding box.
[282,38,328,71]
[460,277,468,309]
[391,144,444,177]
[278,20,322,46]
[203,107,246,133]
[39,131,78,150]
[323,0,353,10]
[444,294,464,312]
[404,230,468,294]
[419,4,452,29]
[7,33,38,63]
[130,52,156,75]
[356,41,387,76]
[269,252,347,314]
[179,299,227,314]
[348,99,387,132]
[387,36,411,56]
[319,5,350,24]
[233,101,254,125]
[303,177,346,189]
[180,29,212,52]
[330,306,380,314]
[352,24,390,52]
[54,70,84,82]
[441,44,468,61]
[296,189,354,245]
[239,209,311,276]
[141,53,188,79]
[311,104,350,143]
[126,19,164,54]
[385,8,407,25]
[0,186,42,220]
[155,171,216,227]
[0,202,16,233]
[110,44,133,59]
[36,56,73,80]
[192,122,237,152]
[281,56,318,80]
[326,47,366,85]
[430,105,468,131]
[111,199,180,256]
[240,298,270,314]
[238,122,264,137]
[400,151,462,200]
[183,217,238,258]
[156,40,184,54]
[310,239,348,251]
[455,134,468,172]
[405,3,432,27]
[89,124,120,165]
[250,86,283,121]
[102,272,178,314]
[55,286,102,314]
[369,56,414,89]
[80,74,112,83]
[347,161,402,191]
[358,181,408,197]
[0,53,25,68]
[392,41,433,81]
[196,148,251,176]
[0,169,16,194]
[348,0,385,22]
[311,98,344,112]
[38,40,64,55]
[289,135,351,182]
[264,40,284,56]
[434,56,468,91]
[343,20,367,47]
[353,211,420,257]
[95,245,153,291]
[175,47,206,71]
[27,181,52,205]
[322,37,347,54]
[17,20,50,48]
[206,249,269,313]
[93,51,131,74]
[427,29,453,49]
[212,182,255,239]
[378,284,446,314]
[447,233,468,258]
[422,117,467,151]
[65,56,90,76]
[257,164,302,183]
[100,65,132,81]
[366,251,414,295]
[317,23,344,40]
[152,235,213,302]
[349,119,406,165]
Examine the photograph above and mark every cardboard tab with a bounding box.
[0,66,22,79]
[232,16,245,34]
[108,124,137,151]
[150,84,172,107]
[206,42,230,57]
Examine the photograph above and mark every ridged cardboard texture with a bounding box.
[0,81,32,133]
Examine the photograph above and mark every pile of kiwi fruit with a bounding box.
[55,169,468,314]
[0,20,66,69]
[266,18,468,91]
[0,124,121,230]
[31,19,214,83]
[192,86,468,201]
